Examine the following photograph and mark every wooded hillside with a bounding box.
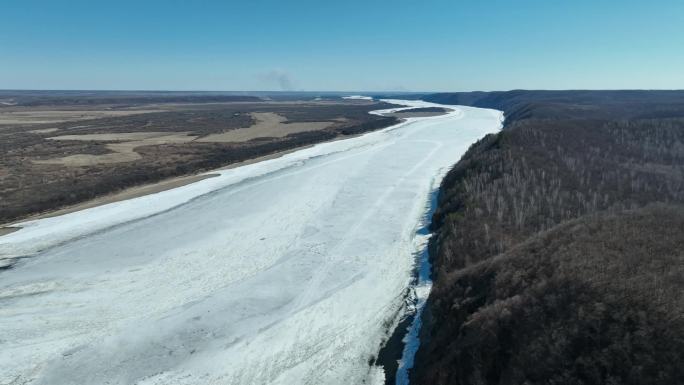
[412,90,684,385]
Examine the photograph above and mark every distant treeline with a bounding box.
[8,95,263,106]
[410,90,684,385]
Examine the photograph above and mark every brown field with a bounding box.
[0,94,399,224]
[37,132,198,166]
[197,112,335,142]
[0,107,167,126]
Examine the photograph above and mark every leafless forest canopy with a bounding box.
[411,90,684,385]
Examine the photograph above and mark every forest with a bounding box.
[411,90,684,385]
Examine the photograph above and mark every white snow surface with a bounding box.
[0,99,502,385]
[342,95,374,100]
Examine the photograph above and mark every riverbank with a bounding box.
[0,145,312,229]
[375,186,439,385]
[1,116,402,231]
[381,107,451,119]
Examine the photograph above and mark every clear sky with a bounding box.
[2,0,683,91]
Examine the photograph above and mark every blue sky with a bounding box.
[2,0,683,91]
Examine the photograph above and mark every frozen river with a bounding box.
[0,100,501,385]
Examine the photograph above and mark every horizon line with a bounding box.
[2,88,684,94]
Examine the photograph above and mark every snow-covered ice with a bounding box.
[0,100,502,385]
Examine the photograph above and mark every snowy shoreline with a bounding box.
[375,179,441,385]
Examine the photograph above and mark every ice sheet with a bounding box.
[0,100,502,385]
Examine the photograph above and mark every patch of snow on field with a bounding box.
[342,95,374,100]
[0,99,502,385]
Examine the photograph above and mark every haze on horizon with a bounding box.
[2,0,683,92]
